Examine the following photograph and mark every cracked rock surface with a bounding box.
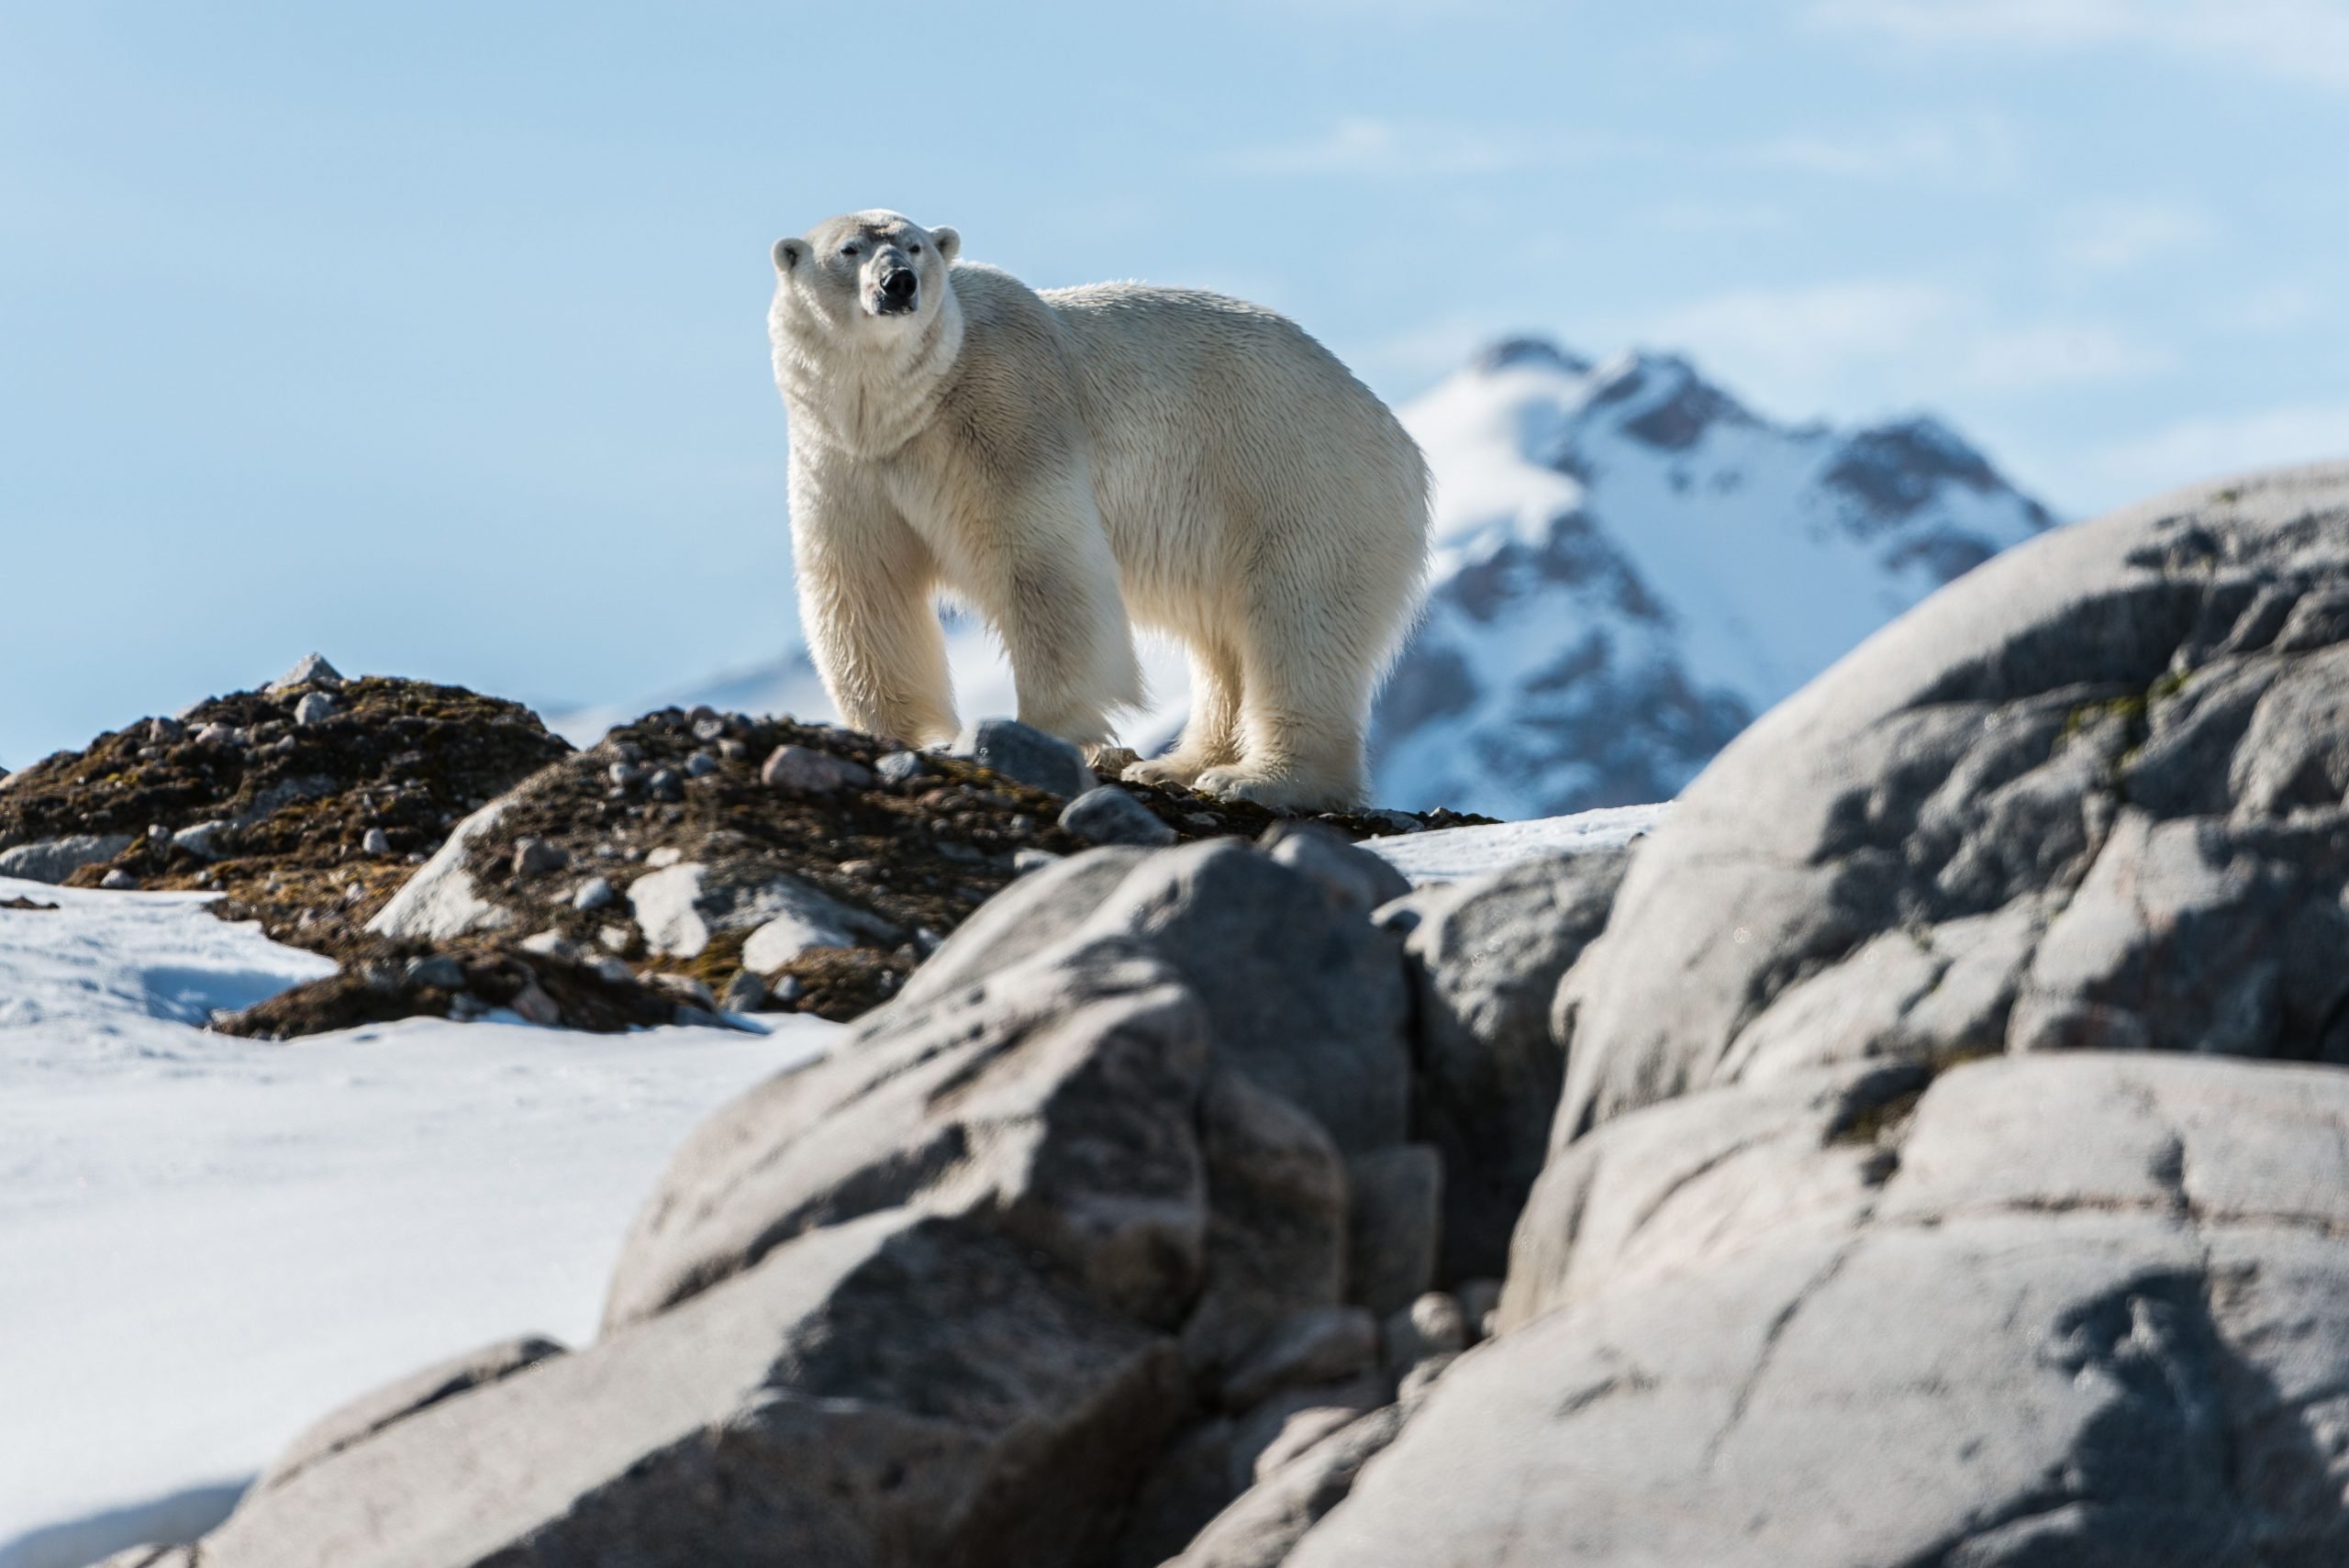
[1297,1052,2349,1566]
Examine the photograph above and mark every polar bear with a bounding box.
[768,209,1428,809]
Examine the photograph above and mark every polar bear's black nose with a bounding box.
[881,269,918,304]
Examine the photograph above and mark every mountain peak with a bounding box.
[1473,337,1593,376]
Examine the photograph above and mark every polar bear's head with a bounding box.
[773,210,962,339]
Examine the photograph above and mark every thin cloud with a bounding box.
[1620,279,2168,412]
[1961,322,2170,387]
[2053,198,2212,273]
[1222,117,1640,179]
[1733,116,2021,183]
[1807,0,2349,89]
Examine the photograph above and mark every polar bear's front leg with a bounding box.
[966,478,1143,754]
[792,485,958,747]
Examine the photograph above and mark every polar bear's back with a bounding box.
[1033,279,1428,635]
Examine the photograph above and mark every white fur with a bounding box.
[769,209,1429,809]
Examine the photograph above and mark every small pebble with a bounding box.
[513,837,568,877]
[520,929,581,962]
[573,877,616,911]
[147,717,184,744]
[509,982,562,1027]
[597,925,633,952]
[591,955,635,984]
[648,972,719,1010]
[100,870,139,890]
[195,723,241,748]
[362,828,392,856]
[266,652,344,692]
[762,744,873,794]
[293,692,337,728]
[607,762,640,788]
[876,751,930,785]
[692,717,727,742]
[721,971,769,1013]
[685,751,719,778]
[645,847,684,869]
[1186,812,1219,828]
[405,955,466,990]
[839,858,878,877]
[1455,1279,1503,1345]
[146,823,172,848]
[718,739,750,763]
[772,974,806,1004]
[1012,849,1063,874]
[647,768,683,801]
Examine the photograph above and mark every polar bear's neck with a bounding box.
[774,293,967,461]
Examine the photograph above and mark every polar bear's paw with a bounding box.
[1122,753,1211,791]
[1194,763,1353,814]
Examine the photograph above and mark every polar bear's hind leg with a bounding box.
[1124,640,1245,789]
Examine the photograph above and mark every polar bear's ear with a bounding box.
[930,227,961,263]
[774,238,807,272]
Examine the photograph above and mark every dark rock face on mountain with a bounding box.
[1374,341,2054,817]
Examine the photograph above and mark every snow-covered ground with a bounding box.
[0,878,834,1567]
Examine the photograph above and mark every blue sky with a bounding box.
[5,0,2346,766]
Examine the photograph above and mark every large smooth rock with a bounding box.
[1555,462,2349,1143]
[253,1336,565,1494]
[1398,848,1629,1280]
[905,839,1411,1153]
[205,1211,1186,1568]
[628,862,898,963]
[0,832,135,884]
[365,801,513,941]
[605,940,1210,1329]
[1287,1052,2349,1565]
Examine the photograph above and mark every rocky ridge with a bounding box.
[103,461,2349,1567]
[0,666,1486,1037]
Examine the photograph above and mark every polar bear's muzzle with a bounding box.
[872,266,920,317]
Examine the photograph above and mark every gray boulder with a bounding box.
[1554,462,2349,1143]
[0,832,135,884]
[1061,784,1178,847]
[1397,847,1629,1280]
[951,717,1096,798]
[1259,822,1411,915]
[1179,1069,1348,1390]
[627,862,898,964]
[1286,1052,2349,1565]
[204,1211,1186,1568]
[1344,1144,1441,1317]
[906,839,1411,1153]
[605,940,1210,1329]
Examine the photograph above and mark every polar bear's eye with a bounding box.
[841,244,861,258]
[909,243,923,254]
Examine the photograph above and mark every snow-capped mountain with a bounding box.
[551,339,2054,818]
[1374,339,2053,817]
